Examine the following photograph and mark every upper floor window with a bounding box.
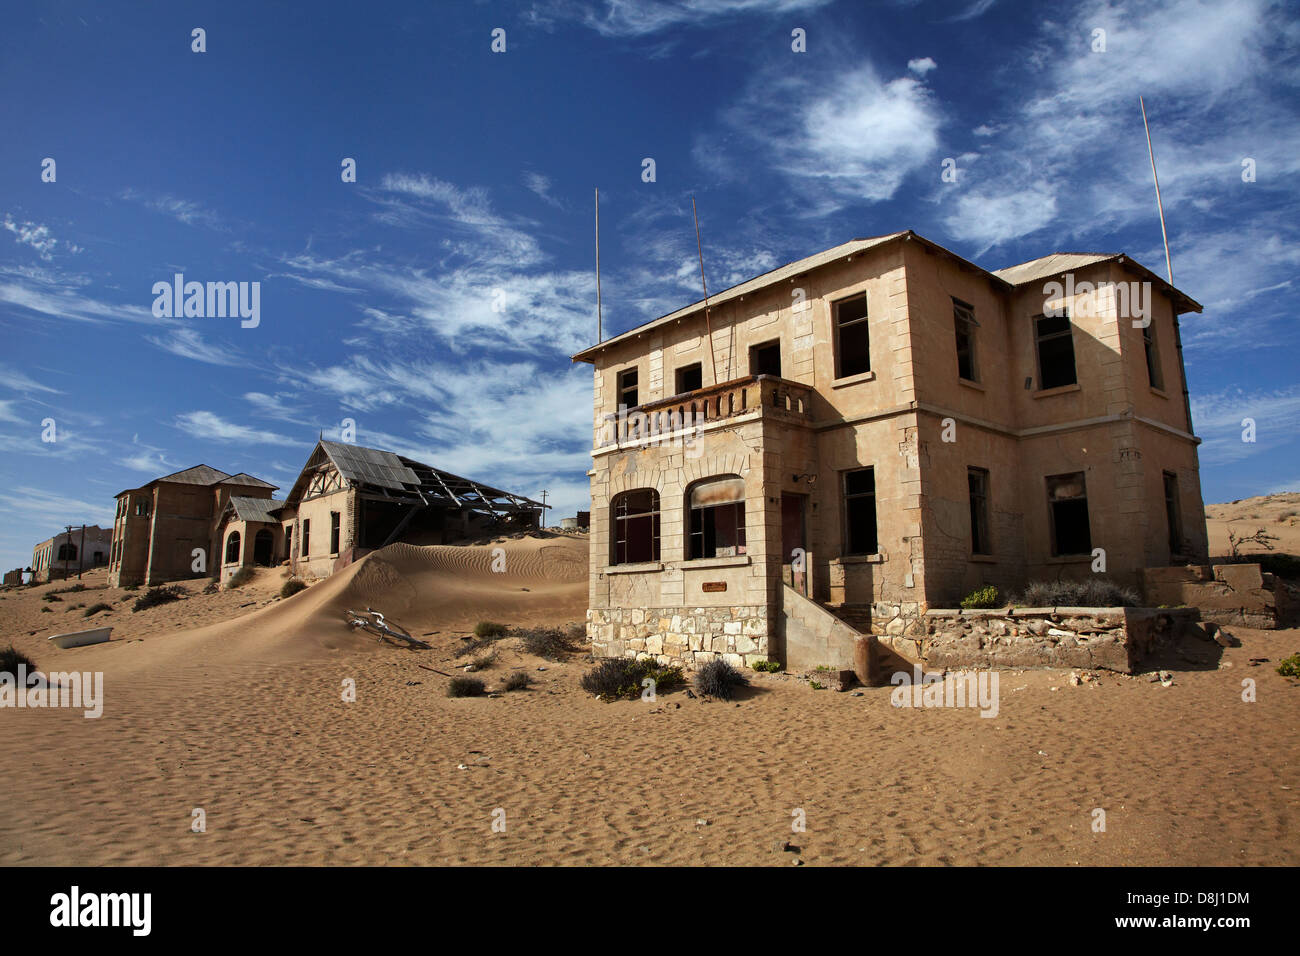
[834,293,871,378]
[1143,321,1163,390]
[954,299,979,382]
[687,476,746,559]
[134,498,151,517]
[1046,472,1091,556]
[617,367,639,409]
[843,467,878,555]
[750,339,782,378]
[675,362,702,394]
[612,489,659,565]
[1035,313,1078,390]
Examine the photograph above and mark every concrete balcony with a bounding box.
[596,374,812,449]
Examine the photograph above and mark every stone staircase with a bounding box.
[823,602,873,634]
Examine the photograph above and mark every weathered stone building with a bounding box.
[31,526,114,583]
[274,441,544,579]
[572,231,1208,671]
[108,465,278,587]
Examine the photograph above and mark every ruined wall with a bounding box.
[1142,563,1294,628]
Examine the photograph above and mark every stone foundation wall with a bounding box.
[918,607,1200,673]
[588,605,770,668]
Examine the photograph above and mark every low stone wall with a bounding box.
[1142,563,1294,628]
[588,605,770,669]
[919,606,1201,673]
[781,585,860,672]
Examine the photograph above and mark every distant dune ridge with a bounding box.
[1205,491,1300,559]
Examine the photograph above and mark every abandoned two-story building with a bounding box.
[572,230,1208,671]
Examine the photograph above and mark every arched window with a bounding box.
[57,543,78,561]
[688,476,746,559]
[225,531,241,565]
[611,489,659,565]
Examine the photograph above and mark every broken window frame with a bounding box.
[1163,471,1183,555]
[687,476,747,560]
[1046,472,1092,556]
[1034,312,1079,390]
[1143,321,1163,390]
[749,339,782,378]
[675,362,703,395]
[954,298,979,382]
[833,293,871,379]
[611,488,660,565]
[843,467,879,556]
[968,466,992,555]
[617,367,639,410]
[225,531,241,565]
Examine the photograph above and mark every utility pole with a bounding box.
[64,524,73,582]
[539,490,550,528]
[78,523,86,579]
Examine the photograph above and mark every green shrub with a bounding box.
[83,603,112,617]
[502,671,531,691]
[447,676,486,698]
[132,585,185,612]
[0,645,36,677]
[960,585,1000,609]
[1016,579,1141,608]
[225,566,256,588]
[580,657,684,701]
[695,658,750,700]
[1277,653,1300,678]
[751,659,782,673]
[279,579,308,599]
[474,621,507,638]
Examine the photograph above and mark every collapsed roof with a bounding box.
[287,441,543,518]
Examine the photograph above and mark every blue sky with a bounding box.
[1,0,1297,572]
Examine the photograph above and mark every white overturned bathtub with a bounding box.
[47,626,112,649]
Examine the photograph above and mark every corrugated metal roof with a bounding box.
[992,253,1119,287]
[228,496,282,523]
[319,441,420,492]
[572,233,908,361]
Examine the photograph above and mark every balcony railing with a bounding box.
[597,374,811,447]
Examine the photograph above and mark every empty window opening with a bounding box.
[968,467,991,555]
[954,299,979,382]
[1144,322,1163,390]
[1047,473,1091,556]
[617,367,639,409]
[225,531,241,565]
[301,519,310,557]
[612,489,660,565]
[57,543,77,562]
[1035,313,1078,390]
[750,340,782,377]
[843,467,879,555]
[688,477,747,559]
[1164,471,1183,555]
[675,362,703,394]
[330,511,341,554]
[834,293,871,378]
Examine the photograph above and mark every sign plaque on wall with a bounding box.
[701,581,727,593]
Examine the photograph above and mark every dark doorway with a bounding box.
[781,493,807,595]
[254,529,274,566]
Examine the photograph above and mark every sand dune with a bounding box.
[1206,492,1300,560]
[2,525,1297,867]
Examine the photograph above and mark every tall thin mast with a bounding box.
[595,187,603,343]
[692,196,719,386]
[1140,96,1174,285]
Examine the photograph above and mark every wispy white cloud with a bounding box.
[536,0,834,37]
[1191,385,1300,466]
[173,411,303,447]
[119,189,223,229]
[3,214,81,260]
[523,171,564,208]
[145,327,243,366]
[907,56,937,75]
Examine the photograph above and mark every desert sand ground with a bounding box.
[1,523,1296,867]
